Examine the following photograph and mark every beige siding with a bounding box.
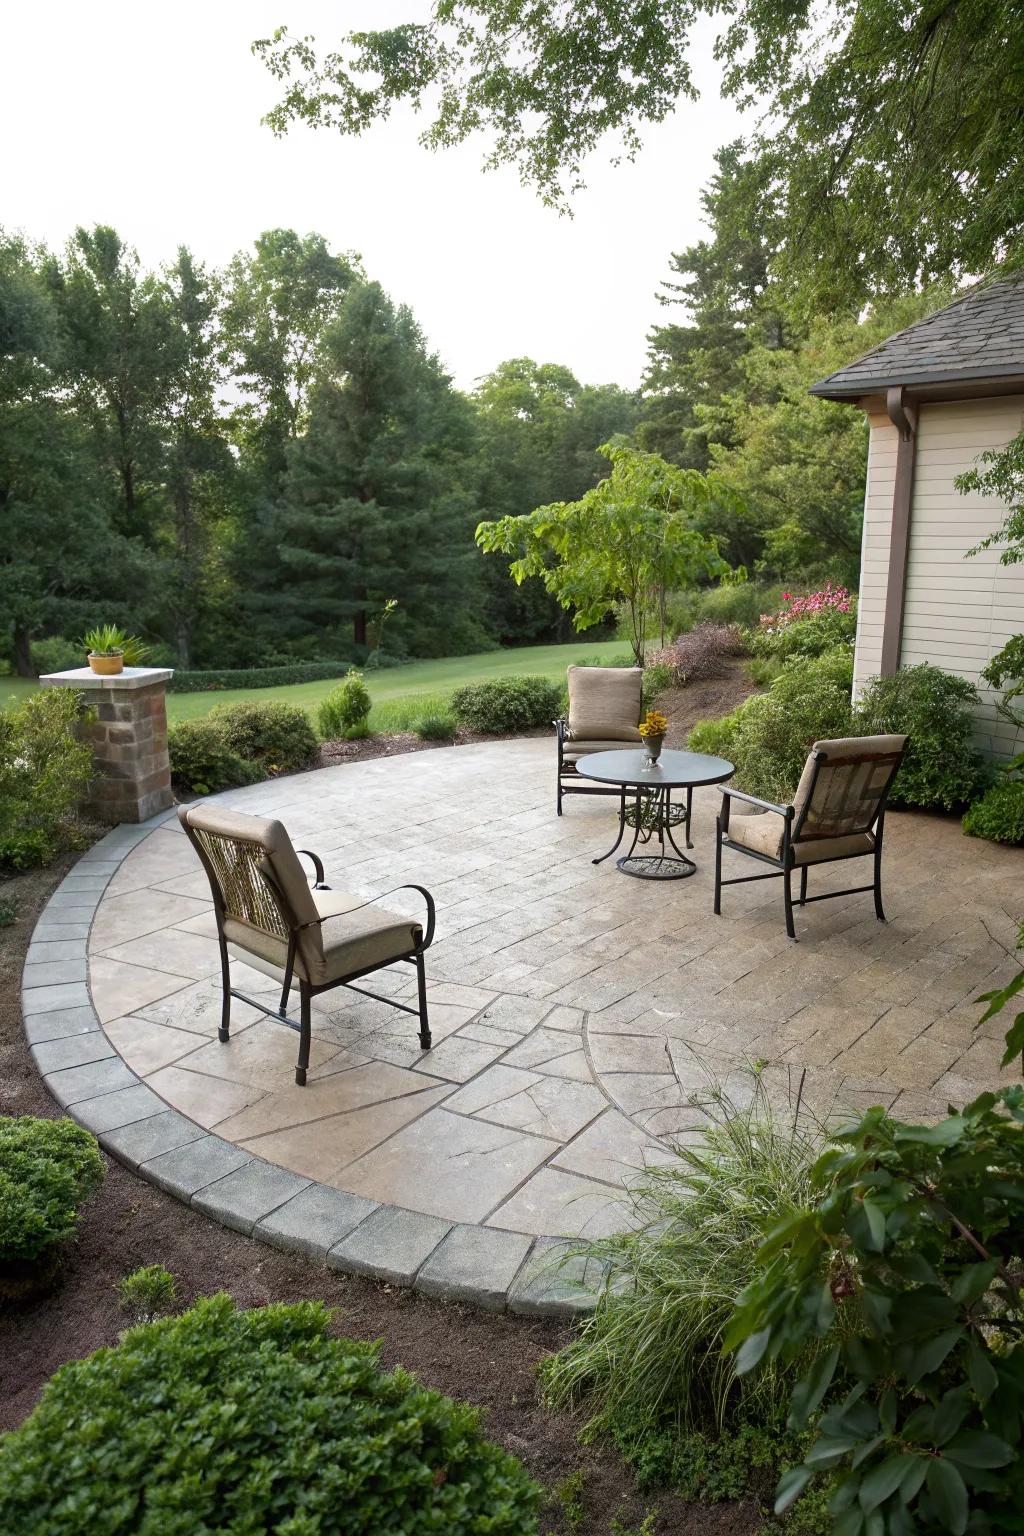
[900,396,1024,756]
[852,402,899,696]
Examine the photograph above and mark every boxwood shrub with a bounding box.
[0,1295,542,1535]
[0,688,93,870]
[451,675,562,733]
[212,700,319,774]
[167,717,261,796]
[166,661,350,693]
[963,778,1024,845]
[0,1116,104,1287]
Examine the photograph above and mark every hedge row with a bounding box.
[166,661,351,694]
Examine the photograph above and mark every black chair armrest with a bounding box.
[554,718,570,740]
[720,787,793,818]
[393,883,436,949]
[296,848,329,888]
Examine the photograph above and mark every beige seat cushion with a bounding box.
[561,735,642,761]
[567,666,642,741]
[726,812,875,865]
[227,886,421,988]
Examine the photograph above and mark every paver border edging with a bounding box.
[21,812,604,1317]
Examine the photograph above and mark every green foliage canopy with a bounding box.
[477,442,730,665]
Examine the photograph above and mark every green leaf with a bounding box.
[788,1345,839,1429]
[774,1463,813,1514]
[966,1341,998,1401]
[858,1456,911,1512]
[926,1458,968,1535]
[906,1328,963,1384]
[976,967,1024,1025]
[734,1326,772,1376]
[944,1430,1014,1469]
[893,1116,966,1148]
[805,1436,859,1468]
[951,1260,1001,1305]
[999,1009,1024,1068]
[861,1198,887,1252]
[899,1456,928,1502]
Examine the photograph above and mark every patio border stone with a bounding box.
[20,813,601,1317]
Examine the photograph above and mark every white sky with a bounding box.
[2,2,745,392]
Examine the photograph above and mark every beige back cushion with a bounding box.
[567,666,643,741]
[180,804,322,968]
[793,735,907,841]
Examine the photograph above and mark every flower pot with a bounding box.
[642,732,665,766]
[88,652,124,676]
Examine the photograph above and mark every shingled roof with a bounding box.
[810,276,1024,400]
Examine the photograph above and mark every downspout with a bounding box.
[880,385,917,676]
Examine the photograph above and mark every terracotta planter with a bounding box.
[642,732,665,765]
[88,652,124,676]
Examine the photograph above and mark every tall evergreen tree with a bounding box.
[271,281,480,654]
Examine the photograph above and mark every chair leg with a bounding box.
[873,842,886,922]
[295,983,312,1086]
[556,772,563,816]
[799,866,808,906]
[783,866,796,940]
[415,951,432,1049]
[217,932,231,1043]
[713,816,723,915]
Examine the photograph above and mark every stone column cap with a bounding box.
[40,667,174,691]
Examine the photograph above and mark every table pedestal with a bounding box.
[593,784,696,880]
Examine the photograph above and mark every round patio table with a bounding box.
[575,748,735,879]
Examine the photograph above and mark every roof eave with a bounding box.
[810,361,1024,403]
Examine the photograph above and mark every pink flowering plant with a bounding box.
[749,582,856,662]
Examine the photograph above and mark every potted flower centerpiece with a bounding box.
[82,626,149,677]
[638,708,669,766]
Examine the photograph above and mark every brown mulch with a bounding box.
[0,854,759,1534]
[658,660,760,747]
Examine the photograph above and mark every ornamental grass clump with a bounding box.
[318,671,372,739]
[540,1070,823,1456]
[0,1295,542,1535]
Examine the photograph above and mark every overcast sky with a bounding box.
[3,2,745,392]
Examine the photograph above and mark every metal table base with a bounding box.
[594,784,696,880]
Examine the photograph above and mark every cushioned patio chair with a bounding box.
[555,664,643,814]
[179,804,434,1085]
[713,734,908,940]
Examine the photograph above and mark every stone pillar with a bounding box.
[40,667,175,825]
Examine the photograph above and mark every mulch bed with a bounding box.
[0,695,763,1535]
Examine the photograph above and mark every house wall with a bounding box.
[854,394,1024,757]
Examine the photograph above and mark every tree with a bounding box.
[473,358,639,642]
[160,250,239,667]
[45,226,181,543]
[254,3,1024,303]
[269,281,481,654]
[477,441,731,666]
[220,229,361,493]
[0,232,144,674]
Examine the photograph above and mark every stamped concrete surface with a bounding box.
[23,738,1024,1311]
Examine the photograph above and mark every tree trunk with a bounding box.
[13,624,34,677]
[353,586,368,648]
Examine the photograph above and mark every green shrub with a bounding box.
[688,648,855,802]
[451,675,563,733]
[0,689,93,870]
[212,700,318,774]
[167,717,261,796]
[726,1089,1024,1535]
[664,580,788,635]
[0,894,17,926]
[0,1294,542,1535]
[167,660,351,694]
[540,1072,820,1447]
[854,663,990,809]
[30,636,81,676]
[963,778,1024,845]
[318,671,372,738]
[415,713,458,741]
[0,1116,104,1266]
[649,623,745,687]
[118,1264,178,1325]
[641,661,674,704]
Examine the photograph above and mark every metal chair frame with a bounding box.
[713,743,906,941]
[184,831,435,1086]
[555,718,642,815]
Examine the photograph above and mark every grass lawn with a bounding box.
[1,640,632,731]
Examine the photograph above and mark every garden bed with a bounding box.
[1,856,757,1536]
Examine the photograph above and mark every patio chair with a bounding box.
[179,804,434,1085]
[555,664,643,814]
[713,734,908,940]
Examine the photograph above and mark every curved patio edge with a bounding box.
[21,814,603,1319]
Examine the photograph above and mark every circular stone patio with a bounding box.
[23,737,1024,1312]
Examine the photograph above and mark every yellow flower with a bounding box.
[638,709,668,737]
